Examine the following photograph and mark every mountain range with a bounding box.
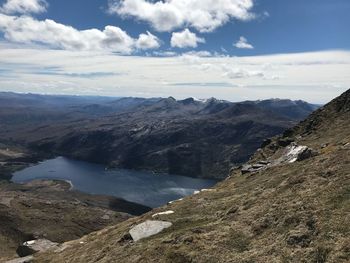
[0,92,318,179]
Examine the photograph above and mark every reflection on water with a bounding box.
[12,157,217,208]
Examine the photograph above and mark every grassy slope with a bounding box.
[36,90,350,263]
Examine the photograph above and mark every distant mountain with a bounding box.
[0,92,318,179]
[35,89,350,263]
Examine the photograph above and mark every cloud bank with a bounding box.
[0,48,348,104]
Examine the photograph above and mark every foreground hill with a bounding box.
[0,93,317,179]
[36,89,349,262]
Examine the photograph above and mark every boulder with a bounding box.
[129,220,172,242]
[16,239,59,257]
[281,143,316,163]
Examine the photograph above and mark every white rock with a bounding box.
[285,145,309,163]
[193,191,200,195]
[152,210,175,217]
[129,220,172,242]
[5,256,34,263]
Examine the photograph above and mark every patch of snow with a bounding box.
[23,240,36,246]
[152,210,175,217]
[168,198,183,204]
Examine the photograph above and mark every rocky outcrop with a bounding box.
[241,161,270,174]
[241,143,317,174]
[17,239,58,257]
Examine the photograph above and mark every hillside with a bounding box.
[0,146,150,262]
[0,94,317,179]
[35,89,350,263]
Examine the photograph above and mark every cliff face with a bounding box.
[36,89,350,263]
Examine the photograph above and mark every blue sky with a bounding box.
[6,0,346,56]
[0,0,349,103]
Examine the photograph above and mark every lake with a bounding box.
[12,157,217,208]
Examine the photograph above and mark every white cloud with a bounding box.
[109,0,255,32]
[136,31,161,50]
[0,48,349,104]
[171,29,205,48]
[0,14,162,53]
[0,0,48,15]
[234,36,254,49]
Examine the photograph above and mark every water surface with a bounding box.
[12,157,217,208]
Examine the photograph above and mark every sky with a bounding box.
[0,0,349,103]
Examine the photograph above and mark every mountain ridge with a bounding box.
[0,93,318,179]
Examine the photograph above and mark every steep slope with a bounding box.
[36,89,349,263]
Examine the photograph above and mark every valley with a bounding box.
[0,92,320,261]
[33,89,350,263]
[0,1,347,261]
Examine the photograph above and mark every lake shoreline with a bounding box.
[12,157,218,208]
